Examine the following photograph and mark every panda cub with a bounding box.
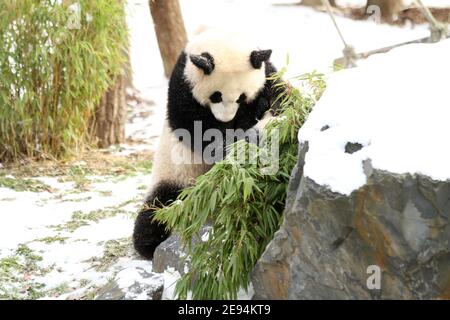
[133,29,284,259]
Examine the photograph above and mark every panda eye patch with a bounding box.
[209,91,222,103]
[237,93,247,104]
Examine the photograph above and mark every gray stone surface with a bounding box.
[252,142,450,300]
[96,266,164,300]
[153,225,212,274]
[152,233,186,274]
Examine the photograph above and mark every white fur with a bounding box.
[209,101,239,122]
[148,120,212,193]
[253,112,274,133]
[184,29,267,122]
[149,113,274,194]
[149,29,273,194]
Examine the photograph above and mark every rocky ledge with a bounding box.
[251,142,450,299]
[252,39,450,300]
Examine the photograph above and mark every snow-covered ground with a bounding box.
[180,0,431,81]
[0,0,447,299]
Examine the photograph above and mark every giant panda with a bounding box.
[133,29,285,259]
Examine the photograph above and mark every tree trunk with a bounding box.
[91,0,129,149]
[93,73,127,148]
[366,0,404,23]
[150,0,187,77]
[301,0,337,7]
[124,47,133,89]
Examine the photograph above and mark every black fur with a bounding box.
[133,182,182,259]
[250,49,272,69]
[189,52,215,75]
[133,51,286,259]
[209,91,222,103]
[167,51,283,154]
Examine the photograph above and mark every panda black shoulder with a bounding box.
[263,61,286,115]
[232,60,283,129]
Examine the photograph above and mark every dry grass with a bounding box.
[0,145,153,180]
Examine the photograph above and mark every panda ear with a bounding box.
[250,49,272,69]
[189,52,215,75]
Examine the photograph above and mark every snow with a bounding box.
[201,231,210,242]
[161,267,183,300]
[70,215,134,242]
[299,38,450,195]
[125,0,168,150]
[180,0,431,82]
[126,0,435,147]
[115,264,164,300]
[159,266,254,300]
[1,0,449,300]
[0,173,148,250]
[0,191,73,249]
[0,174,149,298]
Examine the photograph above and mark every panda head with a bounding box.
[184,29,272,123]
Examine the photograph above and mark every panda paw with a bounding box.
[133,208,170,260]
[253,113,274,136]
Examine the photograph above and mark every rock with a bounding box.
[152,233,186,274]
[96,265,164,300]
[253,40,450,300]
[153,225,212,274]
[251,142,450,299]
[344,142,363,154]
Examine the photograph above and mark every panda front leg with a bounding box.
[133,181,183,259]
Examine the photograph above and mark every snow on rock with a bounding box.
[299,39,450,195]
[253,41,450,298]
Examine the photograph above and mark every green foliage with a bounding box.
[0,0,128,162]
[155,70,326,299]
[95,238,130,272]
[0,244,49,299]
[0,175,51,192]
[50,199,134,232]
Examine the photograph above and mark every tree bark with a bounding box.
[301,0,337,7]
[93,73,127,148]
[150,0,187,77]
[366,0,404,23]
[91,0,129,149]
